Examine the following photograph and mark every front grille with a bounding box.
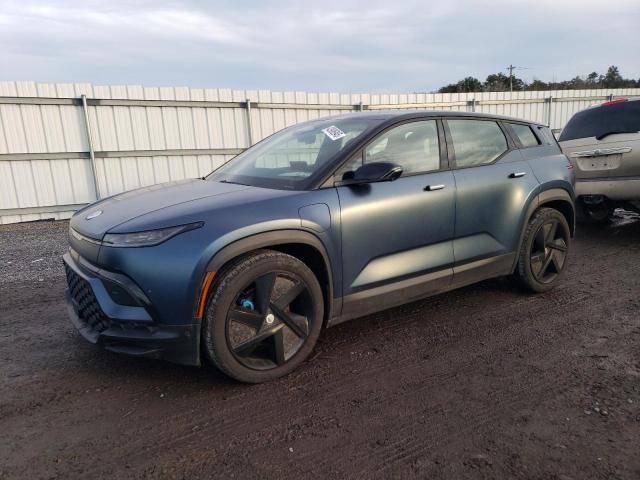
[65,264,112,334]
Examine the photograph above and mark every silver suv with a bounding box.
[559,98,640,222]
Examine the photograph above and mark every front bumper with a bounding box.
[576,177,640,201]
[63,251,201,366]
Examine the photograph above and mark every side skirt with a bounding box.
[450,253,516,290]
[328,253,515,327]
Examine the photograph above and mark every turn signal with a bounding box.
[196,271,216,319]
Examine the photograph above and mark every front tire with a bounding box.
[515,208,571,293]
[202,250,323,383]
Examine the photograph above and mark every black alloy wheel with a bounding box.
[227,271,313,370]
[203,250,323,383]
[529,219,569,284]
[515,207,571,293]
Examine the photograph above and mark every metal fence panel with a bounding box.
[1,80,639,224]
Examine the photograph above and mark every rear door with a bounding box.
[336,119,455,317]
[444,118,540,286]
[559,100,640,182]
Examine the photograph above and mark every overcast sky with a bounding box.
[1,0,638,93]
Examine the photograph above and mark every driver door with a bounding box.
[336,119,456,319]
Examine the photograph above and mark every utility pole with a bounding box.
[507,64,515,92]
[506,64,530,92]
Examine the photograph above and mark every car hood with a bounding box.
[70,179,251,239]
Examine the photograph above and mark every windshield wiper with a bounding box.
[596,130,637,140]
[219,179,251,186]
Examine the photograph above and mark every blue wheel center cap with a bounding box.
[239,298,255,310]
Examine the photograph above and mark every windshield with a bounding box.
[207,117,382,189]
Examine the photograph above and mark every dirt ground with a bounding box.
[1,213,639,480]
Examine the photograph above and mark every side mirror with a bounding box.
[341,162,403,185]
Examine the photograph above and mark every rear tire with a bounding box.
[514,208,571,293]
[202,250,323,383]
[576,198,613,224]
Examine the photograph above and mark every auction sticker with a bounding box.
[322,126,346,141]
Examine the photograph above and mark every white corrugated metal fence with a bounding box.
[1,81,639,224]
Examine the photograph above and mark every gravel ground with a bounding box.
[0,213,639,479]
[0,220,69,285]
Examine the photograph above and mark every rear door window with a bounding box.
[559,100,640,141]
[509,123,540,148]
[448,119,508,167]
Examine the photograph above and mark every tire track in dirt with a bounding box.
[213,276,634,478]
[199,294,602,478]
[298,326,577,476]
[55,279,606,478]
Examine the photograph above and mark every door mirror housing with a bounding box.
[340,162,403,185]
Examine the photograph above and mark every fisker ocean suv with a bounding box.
[64,111,575,382]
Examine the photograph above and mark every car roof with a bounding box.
[330,109,542,126]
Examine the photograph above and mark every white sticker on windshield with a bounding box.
[322,126,346,141]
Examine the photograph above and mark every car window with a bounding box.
[337,120,440,178]
[509,123,540,148]
[536,126,557,145]
[559,100,640,142]
[448,120,508,167]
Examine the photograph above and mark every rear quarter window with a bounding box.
[535,126,557,146]
[509,123,540,148]
[559,100,640,141]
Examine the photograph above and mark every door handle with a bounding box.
[509,172,527,179]
[424,184,445,191]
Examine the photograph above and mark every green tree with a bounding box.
[438,76,483,93]
[484,73,508,91]
[484,73,525,91]
[436,66,639,92]
[603,66,623,87]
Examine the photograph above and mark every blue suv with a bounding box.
[64,111,575,382]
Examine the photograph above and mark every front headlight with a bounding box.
[102,222,203,248]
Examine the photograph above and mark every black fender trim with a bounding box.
[511,187,576,273]
[204,229,336,323]
[537,188,576,236]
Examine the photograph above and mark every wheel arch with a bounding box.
[202,230,335,327]
[511,187,576,273]
[537,188,576,238]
